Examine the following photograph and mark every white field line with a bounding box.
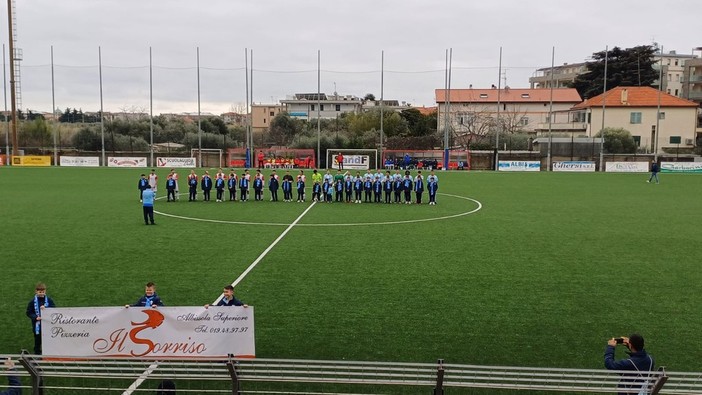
[122,201,317,394]
[213,200,318,304]
[121,362,159,395]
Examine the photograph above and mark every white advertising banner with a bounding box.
[605,162,648,173]
[552,161,596,172]
[498,161,541,172]
[157,157,197,168]
[108,157,148,167]
[60,156,100,167]
[335,155,370,170]
[660,162,702,173]
[42,306,255,358]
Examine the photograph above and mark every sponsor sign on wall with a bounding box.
[334,155,370,170]
[0,154,5,166]
[42,306,255,358]
[157,157,197,168]
[552,161,596,172]
[108,157,147,167]
[605,162,648,173]
[12,155,51,166]
[498,161,541,172]
[60,156,100,167]
[661,162,702,173]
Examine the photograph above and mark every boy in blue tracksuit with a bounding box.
[166,175,177,202]
[363,177,373,203]
[393,176,403,203]
[428,176,438,205]
[335,178,344,202]
[373,177,382,203]
[414,172,424,204]
[253,176,264,201]
[127,282,164,308]
[296,176,305,202]
[26,282,56,354]
[227,172,237,201]
[239,175,250,201]
[188,172,198,201]
[282,172,294,202]
[312,181,322,202]
[402,173,413,204]
[138,174,149,202]
[344,176,353,202]
[353,175,363,203]
[142,186,156,224]
[325,180,334,202]
[215,176,225,202]
[201,172,212,201]
[383,176,393,203]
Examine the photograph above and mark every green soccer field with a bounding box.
[1,167,700,370]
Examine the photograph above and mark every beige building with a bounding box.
[251,104,284,133]
[280,93,363,120]
[435,88,582,136]
[571,86,698,153]
[529,63,587,89]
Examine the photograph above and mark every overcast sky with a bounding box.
[2,0,701,115]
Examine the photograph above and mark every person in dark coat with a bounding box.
[138,173,149,202]
[604,334,655,395]
[200,172,212,201]
[269,174,280,202]
[26,282,56,354]
[647,160,660,184]
[126,282,164,308]
[0,358,21,395]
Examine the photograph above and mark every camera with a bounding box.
[615,337,625,344]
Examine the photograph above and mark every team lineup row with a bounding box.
[138,168,441,205]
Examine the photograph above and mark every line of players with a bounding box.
[139,168,440,205]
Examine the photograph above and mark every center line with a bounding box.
[213,201,317,305]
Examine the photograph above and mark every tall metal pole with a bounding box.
[379,50,384,169]
[598,46,609,171]
[51,45,57,165]
[197,47,202,167]
[99,46,105,166]
[654,45,664,162]
[244,48,250,168]
[7,0,18,156]
[316,50,321,168]
[445,49,453,171]
[250,49,254,163]
[3,44,8,164]
[441,48,450,170]
[149,47,154,167]
[546,46,555,171]
[495,47,503,171]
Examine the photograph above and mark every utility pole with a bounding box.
[7,0,19,156]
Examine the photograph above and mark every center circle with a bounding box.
[153,193,482,227]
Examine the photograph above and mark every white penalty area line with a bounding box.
[213,200,318,305]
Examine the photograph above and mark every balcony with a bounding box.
[688,91,702,101]
[534,122,587,131]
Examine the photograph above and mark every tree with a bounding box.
[570,45,658,99]
[363,93,376,101]
[269,113,303,146]
[596,127,637,154]
[400,108,437,137]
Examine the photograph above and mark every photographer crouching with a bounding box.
[604,334,654,394]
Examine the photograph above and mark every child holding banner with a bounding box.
[26,282,56,354]
[127,282,164,308]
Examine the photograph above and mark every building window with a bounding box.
[659,112,665,120]
[310,104,315,111]
[667,89,671,94]
[335,104,341,111]
[519,116,529,126]
[270,111,275,116]
[675,59,679,66]
[667,74,672,82]
[676,74,680,82]
[633,136,641,146]
[263,118,266,124]
[320,104,325,111]
[630,112,642,124]
[675,89,679,96]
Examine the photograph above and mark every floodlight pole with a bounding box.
[149,47,154,167]
[197,47,202,167]
[495,47,502,171]
[51,45,57,166]
[599,46,608,171]
[7,0,18,157]
[99,46,105,166]
[654,45,664,163]
[3,44,8,164]
[379,50,384,169]
[546,47,555,171]
[317,50,321,168]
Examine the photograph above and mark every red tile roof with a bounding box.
[413,106,437,115]
[435,88,581,103]
[572,86,698,109]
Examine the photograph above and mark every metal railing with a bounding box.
[4,353,702,394]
